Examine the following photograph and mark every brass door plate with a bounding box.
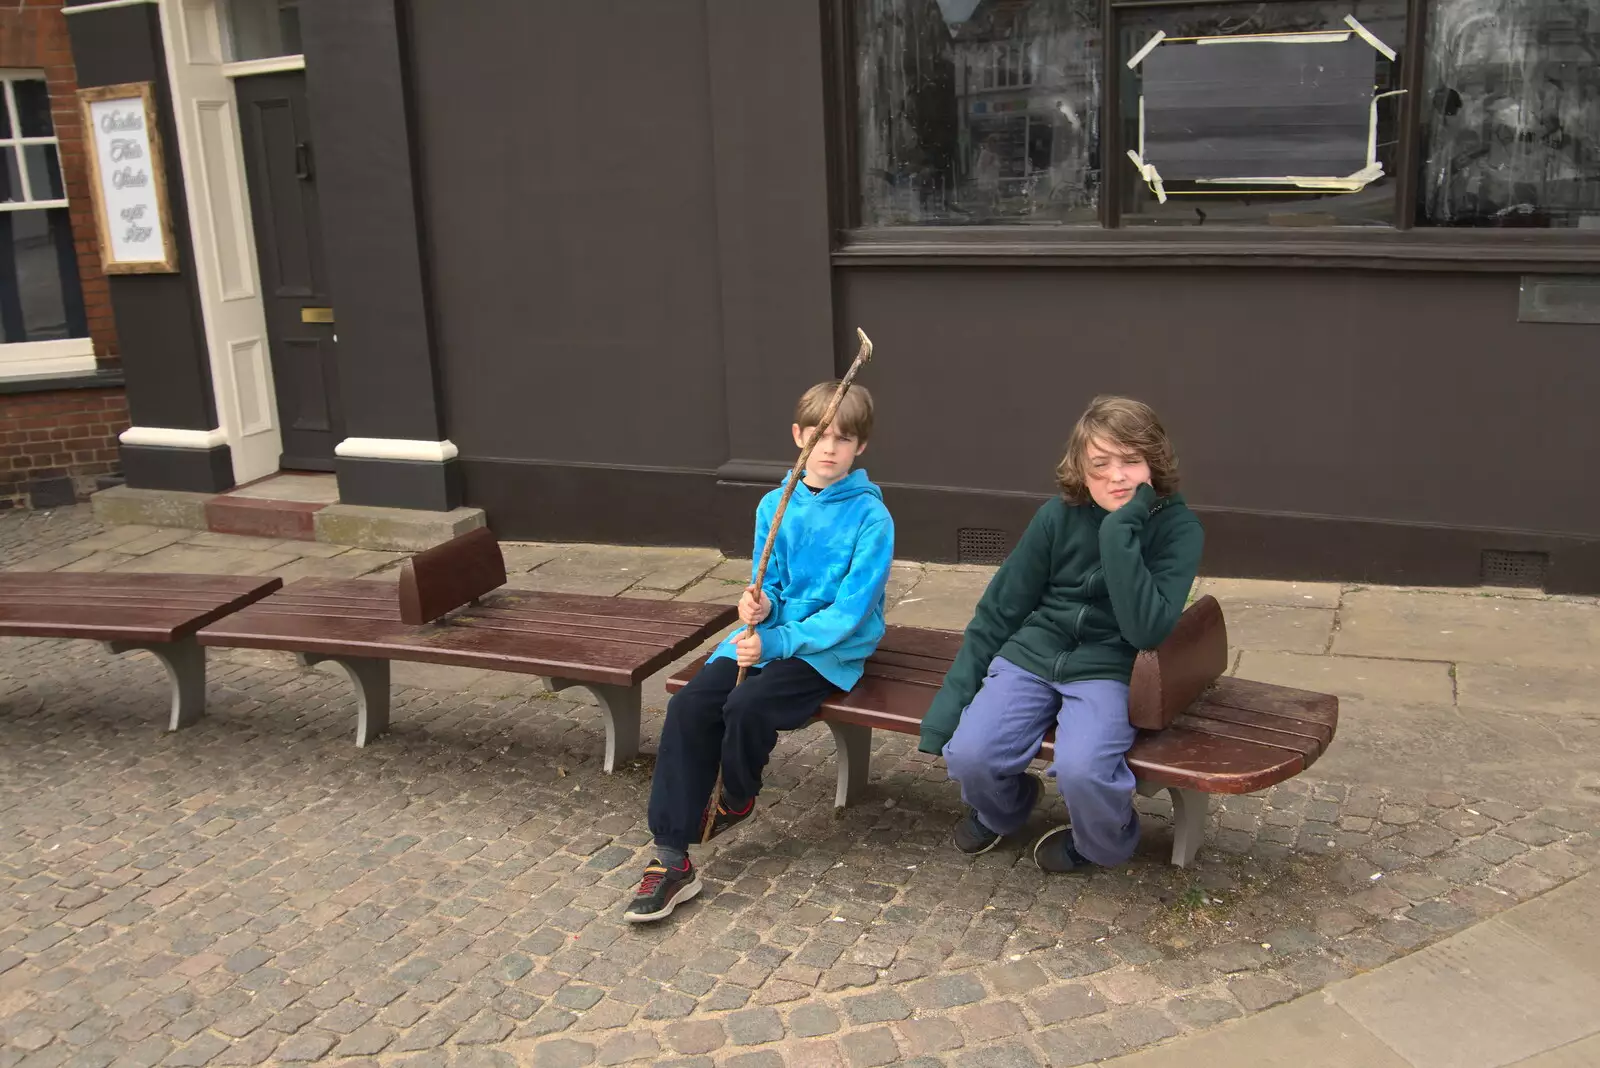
[301,307,334,324]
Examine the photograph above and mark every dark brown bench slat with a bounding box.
[492,590,746,627]
[1170,713,1323,761]
[876,626,965,659]
[1183,700,1336,748]
[1206,676,1341,729]
[242,601,397,621]
[0,604,224,642]
[863,648,963,674]
[1119,726,1306,794]
[462,604,705,641]
[860,661,951,688]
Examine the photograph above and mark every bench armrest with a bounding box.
[1127,594,1228,731]
[398,527,508,625]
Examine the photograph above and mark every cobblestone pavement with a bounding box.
[3,509,1599,1067]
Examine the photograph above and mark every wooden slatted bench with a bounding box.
[0,572,283,731]
[195,528,737,769]
[668,595,1339,867]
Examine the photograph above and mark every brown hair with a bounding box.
[1055,395,1179,504]
[795,380,875,442]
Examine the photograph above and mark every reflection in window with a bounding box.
[856,0,1101,226]
[0,73,87,346]
[223,0,303,62]
[1118,0,1407,227]
[1419,0,1600,228]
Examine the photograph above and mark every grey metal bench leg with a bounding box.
[1135,780,1210,867]
[1167,787,1209,868]
[299,654,390,746]
[543,678,642,774]
[104,636,206,732]
[827,720,872,808]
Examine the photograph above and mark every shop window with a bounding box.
[849,0,1600,243]
[855,0,1102,226]
[1418,0,1600,229]
[0,71,91,377]
[1116,0,1407,227]
[222,0,303,62]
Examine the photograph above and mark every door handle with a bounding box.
[294,141,313,181]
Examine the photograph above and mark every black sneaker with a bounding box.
[699,795,755,843]
[1032,826,1097,873]
[623,858,702,923]
[952,772,1043,855]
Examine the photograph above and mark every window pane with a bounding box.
[0,85,10,140]
[1418,0,1600,229]
[23,145,63,201]
[856,0,1101,226]
[0,148,20,202]
[14,78,53,138]
[223,0,303,61]
[0,208,85,343]
[1118,0,1406,227]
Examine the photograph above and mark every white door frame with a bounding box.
[147,0,297,486]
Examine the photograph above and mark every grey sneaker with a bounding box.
[952,772,1043,855]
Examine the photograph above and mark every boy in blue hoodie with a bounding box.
[625,381,895,923]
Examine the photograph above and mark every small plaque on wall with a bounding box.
[77,82,179,274]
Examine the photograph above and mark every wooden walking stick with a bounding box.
[701,328,875,844]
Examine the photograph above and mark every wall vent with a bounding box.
[1480,549,1549,589]
[957,528,1010,565]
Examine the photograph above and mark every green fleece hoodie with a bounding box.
[918,483,1203,755]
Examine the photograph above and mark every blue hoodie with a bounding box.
[707,468,895,691]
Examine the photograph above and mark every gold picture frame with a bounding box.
[76,81,180,274]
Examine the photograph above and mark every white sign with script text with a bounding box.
[86,94,169,267]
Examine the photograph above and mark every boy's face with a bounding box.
[1085,435,1150,511]
[793,423,866,488]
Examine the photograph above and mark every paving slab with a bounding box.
[5,545,98,572]
[62,524,161,552]
[1223,605,1335,655]
[266,549,404,582]
[56,550,137,572]
[1309,700,1600,804]
[886,569,993,630]
[1331,917,1600,1068]
[1455,663,1600,720]
[1508,1033,1600,1067]
[1197,578,1343,610]
[1335,590,1600,668]
[1497,872,1600,982]
[513,546,719,596]
[1234,651,1454,707]
[1100,994,1408,1068]
[110,544,300,576]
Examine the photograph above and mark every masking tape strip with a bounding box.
[1343,14,1397,60]
[1128,31,1165,69]
[1195,31,1350,45]
[1126,149,1168,203]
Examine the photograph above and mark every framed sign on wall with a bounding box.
[76,81,179,274]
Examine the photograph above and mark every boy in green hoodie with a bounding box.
[920,396,1203,873]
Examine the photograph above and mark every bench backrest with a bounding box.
[1127,594,1228,730]
[398,526,508,625]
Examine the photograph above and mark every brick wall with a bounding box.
[0,386,128,510]
[2,0,128,509]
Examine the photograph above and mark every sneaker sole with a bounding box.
[622,876,703,923]
[955,772,1046,855]
[1032,826,1072,871]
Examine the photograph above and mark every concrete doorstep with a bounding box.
[1103,870,1600,1068]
